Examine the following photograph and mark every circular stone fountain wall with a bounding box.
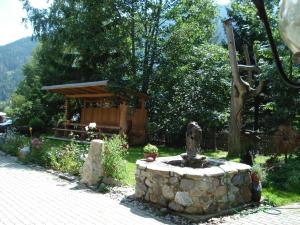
[135,155,252,214]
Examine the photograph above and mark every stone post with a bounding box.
[80,139,105,186]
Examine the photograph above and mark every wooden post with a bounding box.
[224,19,264,157]
[119,101,128,135]
[82,99,86,124]
[224,19,244,157]
[64,98,69,125]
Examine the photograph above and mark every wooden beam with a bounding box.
[65,93,114,98]
[243,45,253,85]
[238,64,260,73]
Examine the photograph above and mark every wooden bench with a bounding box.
[52,127,114,139]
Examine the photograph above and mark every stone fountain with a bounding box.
[135,122,252,214]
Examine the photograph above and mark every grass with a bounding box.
[263,187,300,206]
[125,146,184,185]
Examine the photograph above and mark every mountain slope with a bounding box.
[0,37,37,101]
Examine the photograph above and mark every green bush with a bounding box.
[102,135,128,181]
[265,156,300,193]
[46,141,88,175]
[0,129,28,156]
[143,143,158,154]
[29,117,45,132]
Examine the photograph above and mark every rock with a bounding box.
[168,201,184,212]
[162,185,175,200]
[174,192,193,207]
[145,178,153,187]
[80,140,105,186]
[152,174,167,183]
[243,172,252,185]
[215,186,227,199]
[180,179,195,191]
[185,206,202,214]
[18,146,30,159]
[193,178,212,191]
[150,193,160,203]
[169,176,179,185]
[135,183,147,198]
[240,185,252,202]
[160,207,168,213]
[229,185,239,194]
[231,174,244,186]
[102,177,121,186]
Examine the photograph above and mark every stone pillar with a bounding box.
[80,139,105,186]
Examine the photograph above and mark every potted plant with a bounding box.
[143,144,159,161]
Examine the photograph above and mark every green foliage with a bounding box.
[96,182,110,193]
[143,143,158,153]
[149,44,231,137]
[29,117,45,132]
[252,163,266,181]
[265,156,300,194]
[229,0,300,131]
[46,141,88,175]
[102,135,128,181]
[17,0,226,142]
[0,129,28,156]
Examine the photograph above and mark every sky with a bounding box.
[0,0,50,46]
[0,0,231,46]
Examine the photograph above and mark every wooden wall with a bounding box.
[81,107,120,126]
[79,97,147,145]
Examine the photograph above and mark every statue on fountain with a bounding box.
[181,121,207,167]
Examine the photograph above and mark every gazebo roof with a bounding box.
[41,80,147,99]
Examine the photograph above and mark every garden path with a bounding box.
[0,153,169,225]
[0,152,299,225]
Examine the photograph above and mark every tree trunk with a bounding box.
[224,20,247,157]
[224,20,264,157]
[254,96,260,130]
[228,86,245,157]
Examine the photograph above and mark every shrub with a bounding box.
[0,129,28,156]
[102,135,128,181]
[265,156,300,193]
[24,138,46,165]
[46,141,88,175]
[143,143,158,154]
[29,117,45,132]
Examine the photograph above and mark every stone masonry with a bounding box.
[135,155,252,214]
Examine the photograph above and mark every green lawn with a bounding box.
[125,146,184,185]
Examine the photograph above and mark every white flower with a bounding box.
[88,122,97,129]
[85,126,89,131]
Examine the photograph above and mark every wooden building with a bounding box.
[42,80,147,145]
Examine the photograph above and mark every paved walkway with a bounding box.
[0,154,169,225]
[0,153,300,225]
[220,202,300,225]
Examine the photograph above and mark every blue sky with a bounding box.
[0,0,231,46]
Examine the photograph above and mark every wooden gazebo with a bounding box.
[42,80,147,145]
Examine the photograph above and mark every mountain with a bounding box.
[0,37,37,101]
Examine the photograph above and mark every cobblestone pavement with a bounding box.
[219,202,300,225]
[0,154,169,225]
